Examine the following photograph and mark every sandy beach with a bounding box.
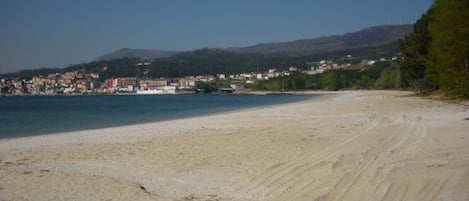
[1,90,468,201]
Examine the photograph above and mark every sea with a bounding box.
[0,94,314,139]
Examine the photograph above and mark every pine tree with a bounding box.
[398,9,433,89]
[428,0,469,97]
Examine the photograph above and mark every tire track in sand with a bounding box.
[235,115,390,200]
[237,112,434,201]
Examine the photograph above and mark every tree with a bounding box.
[427,0,469,97]
[322,72,339,91]
[398,9,433,89]
[338,74,348,89]
[292,73,306,90]
[374,69,399,89]
[359,75,374,89]
[196,81,219,93]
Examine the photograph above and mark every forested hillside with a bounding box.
[95,48,179,61]
[1,42,401,80]
[233,25,411,54]
[89,25,411,61]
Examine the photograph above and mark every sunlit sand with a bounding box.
[1,91,468,201]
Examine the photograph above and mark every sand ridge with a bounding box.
[0,91,468,201]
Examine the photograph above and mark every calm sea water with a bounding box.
[0,94,313,138]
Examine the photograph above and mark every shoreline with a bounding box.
[0,92,321,140]
[1,89,343,97]
[1,90,468,201]
[0,92,332,149]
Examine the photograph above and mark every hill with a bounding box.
[231,24,412,54]
[95,48,179,61]
[0,41,401,80]
[2,24,410,79]
[94,24,412,61]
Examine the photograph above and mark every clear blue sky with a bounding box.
[0,0,433,73]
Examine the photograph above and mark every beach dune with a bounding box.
[1,91,468,201]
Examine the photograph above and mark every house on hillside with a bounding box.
[177,76,197,89]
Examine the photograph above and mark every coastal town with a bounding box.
[1,56,394,96]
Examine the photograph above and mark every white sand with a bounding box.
[1,90,468,201]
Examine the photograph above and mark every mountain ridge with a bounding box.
[95,48,179,61]
[231,24,412,54]
[95,24,412,61]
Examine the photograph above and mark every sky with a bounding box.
[0,0,434,73]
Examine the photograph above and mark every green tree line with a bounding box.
[399,0,469,98]
[256,61,400,91]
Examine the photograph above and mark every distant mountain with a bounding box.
[231,24,412,55]
[2,41,402,79]
[94,24,412,61]
[95,48,179,61]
